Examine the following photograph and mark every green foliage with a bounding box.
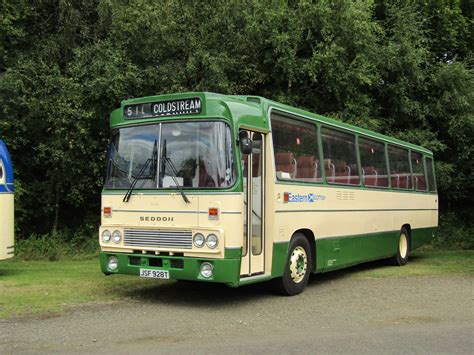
[434,211,474,249]
[0,0,472,247]
[15,228,98,261]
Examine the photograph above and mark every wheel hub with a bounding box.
[399,233,408,259]
[289,246,308,284]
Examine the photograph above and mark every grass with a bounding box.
[349,249,474,278]
[0,249,472,319]
[0,254,170,319]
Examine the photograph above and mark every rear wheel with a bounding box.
[391,227,410,266]
[274,233,311,296]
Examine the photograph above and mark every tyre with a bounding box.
[391,227,410,266]
[274,233,312,296]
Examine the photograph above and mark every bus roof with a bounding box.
[112,92,432,155]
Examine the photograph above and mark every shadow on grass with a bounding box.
[408,256,430,265]
[0,268,24,277]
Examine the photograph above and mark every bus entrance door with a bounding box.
[240,132,265,277]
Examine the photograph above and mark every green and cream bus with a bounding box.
[99,92,438,295]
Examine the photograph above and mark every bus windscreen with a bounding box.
[105,121,235,190]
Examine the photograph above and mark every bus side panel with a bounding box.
[315,226,438,273]
[270,182,437,275]
[411,226,436,250]
[315,230,399,272]
[270,241,290,278]
[0,194,14,260]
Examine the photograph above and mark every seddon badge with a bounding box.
[140,216,174,222]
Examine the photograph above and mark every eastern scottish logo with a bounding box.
[282,192,326,203]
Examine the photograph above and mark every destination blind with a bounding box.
[124,97,202,119]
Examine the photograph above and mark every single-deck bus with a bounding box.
[0,139,14,260]
[99,93,438,295]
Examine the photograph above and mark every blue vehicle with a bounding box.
[0,139,14,259]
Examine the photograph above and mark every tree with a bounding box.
[0,0,472,238]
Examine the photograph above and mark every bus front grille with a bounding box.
[124,229,193,249]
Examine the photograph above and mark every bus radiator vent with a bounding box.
[124,229,193,249]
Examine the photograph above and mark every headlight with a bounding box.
[206,234,218,249]
[102,230,111,243]
[108,256,119,271]
[200,262,213,278]
[112,230,122,244]
[193,233,205,248]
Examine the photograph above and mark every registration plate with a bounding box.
[139,268,170,279]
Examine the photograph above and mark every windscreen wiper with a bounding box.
[161,139,190,204]
[163,156,190,204]
[123,140,158,203]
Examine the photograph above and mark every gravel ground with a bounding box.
[0,271,473,354]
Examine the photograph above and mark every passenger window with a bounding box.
[425,157,437,192]
[388,145,412,189]
[411,152,427,191]
[321,127,359,185]
[359,137,389,187]
[271,113,321,182]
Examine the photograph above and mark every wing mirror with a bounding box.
[239,137,253,155]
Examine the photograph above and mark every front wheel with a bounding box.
[274,233,312,296]
[391,227,410,266]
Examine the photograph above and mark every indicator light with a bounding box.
[104,207,112,218]
[208,207,219,220]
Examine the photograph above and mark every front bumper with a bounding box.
[100,249,241,287]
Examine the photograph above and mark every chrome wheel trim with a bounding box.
[289,246,308,284]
